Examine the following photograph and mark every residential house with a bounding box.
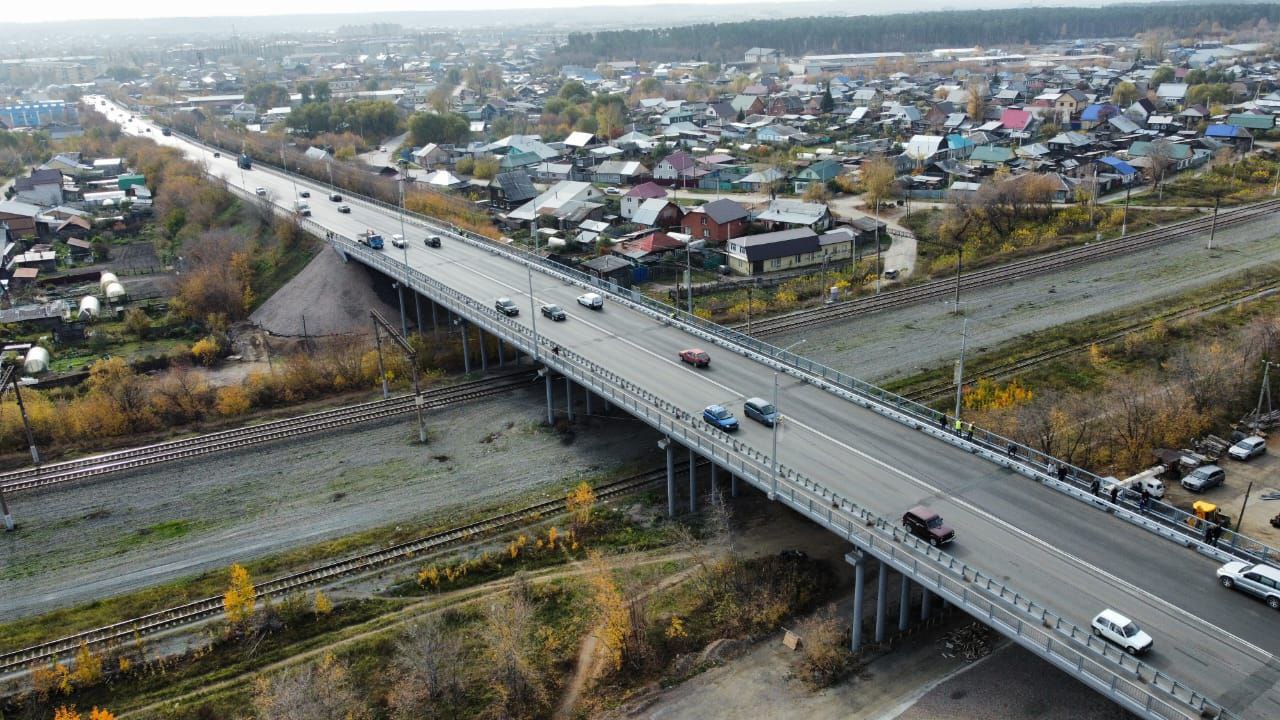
[1128,140,1198,172]
[680,198,749,243]
[1204,124,1253,147]
[230,102,258,123]
[704,102,737,126]
[756,199,833,231]
[412,143,451,167]
[612,231,686,263]
[1155,83,1189,109]
[631,198,683,228]
[850,87,882,107]
[765,95,804,116]
[756,124,809,144]
[730,95,765,117]
[0,200,42,238]
[620,182,668,220]
[792,159,844,194]
[1053,89,1089,121]
[1046,131,1093,153]
[653,151,698,186]
[735,167,787,192]
[745,48,782,65]
[13,169,63,207]
[581,254,634,288]
[1228,113,1275,132]
[1079,103,1118,129]
[723,227,852,276]
[969,145,1017,168]
[593,160,651,186]
[506,181,604,227]
[998,108,1037,136]
[66,237,93,263]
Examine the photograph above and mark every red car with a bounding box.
[679,349,710,367]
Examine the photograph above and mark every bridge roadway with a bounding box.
[98,98,1279,718]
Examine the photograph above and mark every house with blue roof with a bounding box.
[1097,156,1139,183]
[1204,124,1253,146]
[1079,103,1118,129]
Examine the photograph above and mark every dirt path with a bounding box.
[122,549,692,719]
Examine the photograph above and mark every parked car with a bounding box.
[495,297,519,316]
[425,235,442,248]
[1228,436,1267,461]
[679,349,710,367]
[1181,464,1225,493]
[329,192,343,202]
[298,190,310,198]
[902,506,954,547]
[337,204,351,213]
[1090,609,1153,655]
[540,304,566,321]
[743,397,779,426]
[213,151,221,158]
[577,292,603,309]
[702,404,739,432]
[391,234,406,248]
[1217,561,1280,609]
[604,186,622,195]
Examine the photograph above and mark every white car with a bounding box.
[604,186,621,195]
[1218,561,1280,609]
[576,292,603,309]
[391,234,406,248]
[1090,609,1153,655]
[255,187,267,196]
[1228,436,1267,461]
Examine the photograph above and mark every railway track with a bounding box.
[0,372,535,495]
[902,282,1280,404]
[746,198,1280,337]
[0,467,668,673]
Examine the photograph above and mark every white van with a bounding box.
[1101,467,1165,499]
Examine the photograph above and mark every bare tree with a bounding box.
[482,594,549,719]
[386,618,467,720]
[1145,139,1176,199]
[252,654,368,720]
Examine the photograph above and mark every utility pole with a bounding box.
[0,362,41,531]
[1121,183,1131,237]
[370,310,427,443]
[1255,360,1275,419]
[1237,481,1254,534]
[953,316,968,422]
[1208,194,1220,250]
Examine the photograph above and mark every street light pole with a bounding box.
[1208,194,1220,250]
[771,339,806,500]
[1121,183,1131,237]
[527,265,540,363]
[954,316,968,422]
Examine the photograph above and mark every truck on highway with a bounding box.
[357,230,384,250]
[161,127,172,136]
[237,153,253,170]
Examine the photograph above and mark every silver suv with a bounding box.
[1181,464,1225,493]
[1218,562,1280,610]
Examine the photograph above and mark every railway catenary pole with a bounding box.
[370,310,427,443]
[0,363,39,531]
[372,317,389,399]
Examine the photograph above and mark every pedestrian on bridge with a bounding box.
[1090,477,1100,497]
[964,422,974,440]
[1057,464,1069,483]
[1140,487,1150,513]
[1109,484,1119,506]
[954,418,964,435]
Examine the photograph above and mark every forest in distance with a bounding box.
[555,2,1280,64]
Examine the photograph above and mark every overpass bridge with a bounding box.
[94,97,1280,720]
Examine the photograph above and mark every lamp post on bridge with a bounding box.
[772,338,806,500]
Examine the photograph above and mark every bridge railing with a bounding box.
[204,129,1278,565]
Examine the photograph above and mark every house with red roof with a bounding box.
[612,231,686,263]
[998,107,1038,136]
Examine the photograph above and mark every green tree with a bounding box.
[408,112,471,147]
[1150,66,1175,86]
[559,80,591,103]
[1110,81,1138,107]
[819,85,834,114]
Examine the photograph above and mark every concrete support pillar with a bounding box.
[665,440,676,518]
[565,378,574,421]
[460,323,471,374]
[710,463,718,491]
[688,449,697,513]
[497,339,505,367]
[899,574,911,631]
[921,588,932,621]
[848,552,865,653]
[478,329,488,372]
[584,389,593,415]
[414,291,422,335]
[431,300,439,339]
[544,372,554,425]
[397,284,407,337]
[731,473,739,497]
[875,558,888,643]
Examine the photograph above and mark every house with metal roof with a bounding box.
[756,199,833,231]
[723,227,851,276]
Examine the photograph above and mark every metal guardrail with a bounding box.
[324,228,1236,720]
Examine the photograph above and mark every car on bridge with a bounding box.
[329,192,342,202]
[337,204,351,213]
[1181,464,1225,493]
[425,235,442,248]
[1091,609,1153,655]
[679,349,710,367]
[255,187,267,196]
[577,292,604,309]
[495,297,520,316]
[902,506,954,547]
[299,190,310,198]
[1217,561,1280,609]
[540,304,566,321]
[743,397,779,426]
[703,404,739,432]
[1228,436,1267,461]
[391,234,406,248]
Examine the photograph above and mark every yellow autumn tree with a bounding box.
[87,709,116,720]
[223,563,257,626]
[71,641,102,687]
[215,386,251,416]
[53,707,80,720]
[565,482,596,529]
[587,553,631,672]
[314,590,333,617]
[964,378,1034,412]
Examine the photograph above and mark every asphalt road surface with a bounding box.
[94,98,1280,719]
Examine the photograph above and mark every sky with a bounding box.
[4,0,772,25]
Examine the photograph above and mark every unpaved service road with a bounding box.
[773,214,1280,382]
[0,387,659,620]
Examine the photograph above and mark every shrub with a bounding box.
[215,386,251,416]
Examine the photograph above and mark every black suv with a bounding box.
[495,297,519,316]
[902,506,955,547]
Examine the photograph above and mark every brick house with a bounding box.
[680,198,749,244]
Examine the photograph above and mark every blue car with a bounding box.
[703,404,739,432]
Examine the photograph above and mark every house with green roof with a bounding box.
[1228,113,1275,131]
[792,159,845,194]
[968,145,1016,166]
